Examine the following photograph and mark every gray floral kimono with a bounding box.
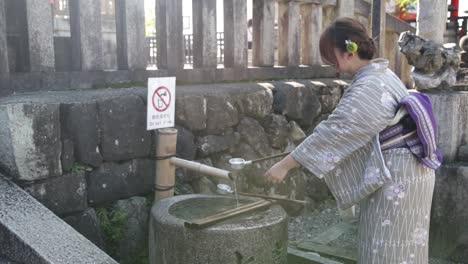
[292,59,436,263]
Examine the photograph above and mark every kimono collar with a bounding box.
[353,58,389,81]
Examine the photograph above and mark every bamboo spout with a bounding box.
[170,157,232,181]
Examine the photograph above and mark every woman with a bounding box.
[265,18,442,263]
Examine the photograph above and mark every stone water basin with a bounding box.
[149,194,288,264]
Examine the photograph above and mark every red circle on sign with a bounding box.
[152,86,171,112]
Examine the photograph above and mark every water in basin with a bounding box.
[169,196,255,221]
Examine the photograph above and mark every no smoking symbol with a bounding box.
[152,86,171,112]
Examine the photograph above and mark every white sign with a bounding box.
[147,77,176,130]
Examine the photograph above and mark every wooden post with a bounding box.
[278,0,301,66]
[278,0,288,66]
[355,0,371,29]
[322,3,336,32]
[0,0,9,74]
[384,30,396,70]
[69,0,104,71]
[193,0,218,68]
[156,0,184,72]
[252,0,275,67]
[336,0,354,18]
[115,0,147,70]
[417,0,447,44]
[25,0,55,72]
[154,128,177,202]
[371,0,386,57]
[301,1,322,65]
[224,0,248,68]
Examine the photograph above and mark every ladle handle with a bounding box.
[249,151,291,164]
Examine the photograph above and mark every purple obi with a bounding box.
[379,92,443,170]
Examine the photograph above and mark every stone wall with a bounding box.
[0,79,346,262]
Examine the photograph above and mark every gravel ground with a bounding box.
[288,200,458,264]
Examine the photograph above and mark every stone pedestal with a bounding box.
[428,90,468,261]
[430,164,468,261]
[427,92,468,163]
[149,194,288,264]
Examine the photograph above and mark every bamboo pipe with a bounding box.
[170,157,232,180]
[154,128,178,202]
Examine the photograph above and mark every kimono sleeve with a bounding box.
[291,81,398,178]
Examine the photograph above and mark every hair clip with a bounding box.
[345,39,358,53]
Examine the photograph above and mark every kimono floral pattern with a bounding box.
[364,167,381,185]
[384,182,406,201]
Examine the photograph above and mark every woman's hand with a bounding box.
[264,154,300,184]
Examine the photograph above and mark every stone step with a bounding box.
[0,174,117,264]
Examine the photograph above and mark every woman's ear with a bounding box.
[345,52,355,60]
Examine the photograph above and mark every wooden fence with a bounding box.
[0,0,414,95]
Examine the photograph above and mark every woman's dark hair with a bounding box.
[319,17,376,65]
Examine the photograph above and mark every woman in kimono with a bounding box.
[265,18,441,264]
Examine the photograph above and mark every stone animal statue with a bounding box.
[398,31,460,90]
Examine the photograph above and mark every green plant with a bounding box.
[96,206,129,258]
[70,163,87,174]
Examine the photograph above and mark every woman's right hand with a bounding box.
[264,154,300,184]
[264,162,289,184]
